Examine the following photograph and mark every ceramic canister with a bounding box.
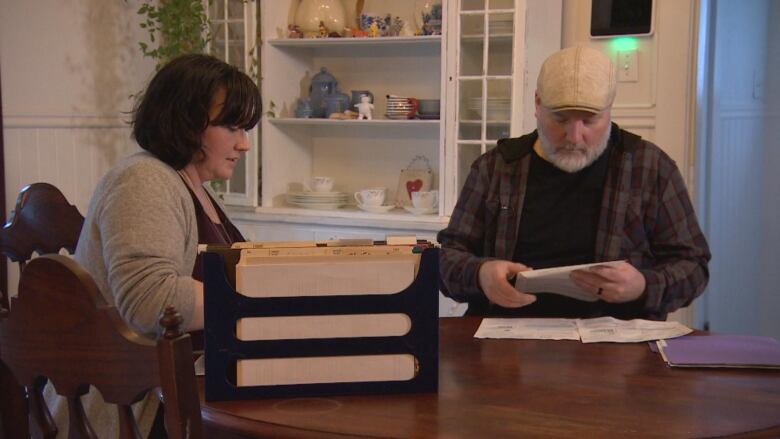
[309,67,339,118]
[295,0,346,37]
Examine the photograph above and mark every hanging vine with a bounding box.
[134,0,211,69]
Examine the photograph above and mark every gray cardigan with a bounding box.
[75,151,198,338]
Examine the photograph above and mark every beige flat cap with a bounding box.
[537,46,616,113]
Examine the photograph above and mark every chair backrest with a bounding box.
[0,255,202,439]
[0,182,85,311]
[0,182,85,439]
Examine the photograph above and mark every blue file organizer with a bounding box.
[203,247,439,401]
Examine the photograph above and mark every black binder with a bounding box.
[203,247,439,401]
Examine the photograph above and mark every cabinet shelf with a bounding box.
[459,119,511,125]
[269,117,440,127]
[236,206,449,231]
[269,35,442,48]
[460,33,514,42]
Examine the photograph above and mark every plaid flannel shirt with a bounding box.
[437,124,711,320]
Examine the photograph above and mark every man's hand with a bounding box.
[478,260,537,308]
[569,261,646,303]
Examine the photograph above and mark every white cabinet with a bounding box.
[260,0,444,222]
[225,0,560,239]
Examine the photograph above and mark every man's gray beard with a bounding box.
[537,120,611,173]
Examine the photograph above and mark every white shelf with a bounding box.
[460,33,514,42]
[269,117,440,127]
[269,35,442,48]
[459,119,511,125]
[227,206,449,232]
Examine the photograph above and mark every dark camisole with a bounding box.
[181,183,245,281]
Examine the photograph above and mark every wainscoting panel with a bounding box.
[3,119,136,296]
[703,112,766,334]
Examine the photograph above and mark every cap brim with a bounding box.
[548,105,604,114]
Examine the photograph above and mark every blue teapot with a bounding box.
[309,67,339,118]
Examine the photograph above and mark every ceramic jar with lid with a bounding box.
[294,0,346,37]
[309,67,339,118]
[414,0,443,35]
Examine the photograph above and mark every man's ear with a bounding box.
[534,92,541,118]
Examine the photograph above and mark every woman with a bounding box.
[50,54,260,438]
[76,53,259,338]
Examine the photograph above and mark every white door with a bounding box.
[695,0,780,338]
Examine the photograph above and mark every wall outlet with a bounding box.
[617,50,638,82]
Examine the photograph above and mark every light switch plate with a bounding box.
[617,50,638,82]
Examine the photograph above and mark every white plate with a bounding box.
[357,203,396,213]
[288,200,346,210]
[288,191,348,198]
[403,206,436,215]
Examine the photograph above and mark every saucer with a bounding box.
[403,205,436,215]
[358,203,395,213]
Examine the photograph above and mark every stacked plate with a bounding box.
[467,97,511,120]
[386,95,416,120]
[286,191,349,210]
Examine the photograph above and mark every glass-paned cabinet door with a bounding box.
[449,0,519,199]
[207,0,260,206]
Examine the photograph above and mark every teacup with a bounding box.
[354,187,386,206]
[411,190,438,209]
[310,176,334,193]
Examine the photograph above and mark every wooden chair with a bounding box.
[0,182,84,439]
[0,182,84,311]
[0,254,202,439]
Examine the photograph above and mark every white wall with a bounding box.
[562,0,696,175]
[1,0,154,293]
[561,0,699,325]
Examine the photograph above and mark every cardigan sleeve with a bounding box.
[92,161,197,337]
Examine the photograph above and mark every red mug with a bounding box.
[406,98,419,119]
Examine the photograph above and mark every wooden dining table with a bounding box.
[198,317,780,438]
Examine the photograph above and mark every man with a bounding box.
[437,46,710,320]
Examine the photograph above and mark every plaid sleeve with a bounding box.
[437,153,497,302]
[639,157,711,319]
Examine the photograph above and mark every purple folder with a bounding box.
[659,335,780,369]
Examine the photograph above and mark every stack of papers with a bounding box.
[474,317,692,343]
[513,260,624,302]
[655,335,780,369]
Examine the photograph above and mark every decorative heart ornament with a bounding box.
[406,179,423,197]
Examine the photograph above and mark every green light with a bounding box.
[611,37,638,52]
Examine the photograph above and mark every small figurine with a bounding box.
[355,94,374,120]
[318,20,329,38]
[352,27,369,38]
[287,24,303,39]
[369,22,380,38]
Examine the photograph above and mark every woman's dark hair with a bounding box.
[131,54,261,169]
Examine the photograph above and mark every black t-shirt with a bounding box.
[515,146,610,268]
[471,144,613,318]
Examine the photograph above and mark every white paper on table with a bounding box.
[473,318,580,340]
[514,260,625,302]
[576,317,693,343]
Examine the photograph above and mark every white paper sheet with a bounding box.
[473,318,580,340]
[474,317,692,343]
[576,317,692,343]
[514,260,625,302]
